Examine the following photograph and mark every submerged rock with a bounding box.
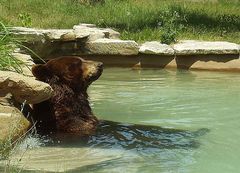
[0,71,53,104]
[7,146,142,172]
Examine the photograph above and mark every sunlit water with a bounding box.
[1,68,240,173]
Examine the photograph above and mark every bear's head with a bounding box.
[32,56,103,91]
[32,56,103,134]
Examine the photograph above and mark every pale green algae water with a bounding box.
[2,68,240,173]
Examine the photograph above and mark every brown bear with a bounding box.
[31,56,103,134]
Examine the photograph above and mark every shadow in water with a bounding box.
[48,120,209,150]
[0,121,209,173]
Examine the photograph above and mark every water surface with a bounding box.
[3,68,240,173]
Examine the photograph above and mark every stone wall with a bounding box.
[10,24,240,71]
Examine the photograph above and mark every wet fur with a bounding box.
[32,56,102,134]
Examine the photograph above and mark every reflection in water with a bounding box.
[0,120,207,173]
[50,120,208,150]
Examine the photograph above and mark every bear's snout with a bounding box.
[97,62,103,69]
[82,60,103,83]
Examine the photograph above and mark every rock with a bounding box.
[10,27,73,42]
[0,71,53,104]
[76,23,121,39]
[73,25,106,41]
[73,24,120,41]
[9,25,122,58]
[10,27,81,42]
[0,95,31,142]
[8,147,141,172]
[85,38,139,55]
[44,29,74,41]
[87,32,106,42]
[60,32,77,41]
[139,41,175,55]
[9,27,46,43]
[173,40,240,55]
[101,28,120,39]
[73,30,90,40]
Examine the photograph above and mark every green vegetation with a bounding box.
[0,134,21,173]
[0,102,36,173]
[0,119,26,173]
[18,12,32,27]
[0,21,25,73]
[0,0,239,44]
[0,21,44,73]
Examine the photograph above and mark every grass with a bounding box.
[0,21,37,171]
[0,117,25,173]
[0,125,35,173]
[0,21,25,73]
[0,100,36,173]
[0,0,239,43]
[0,21,44,73]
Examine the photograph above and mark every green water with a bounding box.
[89,68,240,173]
[3,68,240,173]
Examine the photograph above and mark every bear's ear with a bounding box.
[32,64,51,81]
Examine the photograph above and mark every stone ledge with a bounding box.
[9,25,240,58]
[139,41,175,55]
[10,23,121,43]
[173,40,239,55]
[85,38,139,55]
[80,54,240,72]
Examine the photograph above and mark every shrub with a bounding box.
[18,13,32,27]
[159,8,185,44]
[160,27,177,45]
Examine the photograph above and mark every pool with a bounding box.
[2,68,240,172]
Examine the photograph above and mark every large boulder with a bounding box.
[85,38,139,55]
[0,71,53,104]
[139,41,175,55]
[0,95,31,143]
[173,40,240,55]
